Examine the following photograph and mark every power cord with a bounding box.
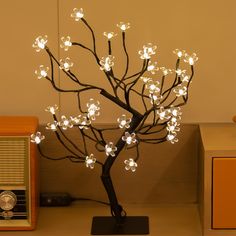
[40,192,110,207]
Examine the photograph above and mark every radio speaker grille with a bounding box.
[0,138,27,186]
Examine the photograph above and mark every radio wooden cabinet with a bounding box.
[0,116,38,230]
[199,124,236,236]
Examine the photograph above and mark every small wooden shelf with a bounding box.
[199,123,236,236]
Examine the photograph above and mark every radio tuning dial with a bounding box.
[0,191,17,211]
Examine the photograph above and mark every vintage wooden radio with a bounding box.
[0,116,38,230]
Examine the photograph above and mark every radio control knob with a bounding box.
[0,191,17,211]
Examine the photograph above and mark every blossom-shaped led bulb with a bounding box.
[71,8,84,21]
[145,80,160,94]
[99,55,115,72]
[175,69,186,76]
[45,105,59,115]
[173,85,187,97]
[87,99,100,120]
[139,43,157,59]
[32,35,48,52]
[35,65,49,79]
[124,158,137,172]
[76,114,91,129]
[117,22,130,31]
[184,53,198,65]
[149,94,162,105]
[156,107,171,120]
[30,132,45,144]
[60,36,72,51]
[103,32,117,40]
[160,67,173,76]
[167,131,178,144]
[58,115,73,130]
[85,154,96,169]
[167,121,180,133]
[122,132,137,145]
[117,114,131,129]
[140,76,152,83]
[105,142,117,157]
[173,49,185,58]
[46,121,58,131]
[169,106,182,118]
[181,73,191,83]
[147,61,159,74]
[59,57,73,71]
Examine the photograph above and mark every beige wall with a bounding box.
[1,0,236,123]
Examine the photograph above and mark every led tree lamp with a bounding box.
[31,7,198,235]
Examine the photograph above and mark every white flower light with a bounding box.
[117,114,131,129]
[184,53,198,65]
[140,76,152,83]
[86,99,100,120]
[117,22,130,31]
[71,8,84,21]
[122,132,137,145]
[160,67,173,76]
[60,36,72,51]
[46,121,58,131]
[103,32,117,40]
[59,57,73,71]
[58,115,73,130]
[30,132,45,144]
[45,105,59,114]
[167,121,180,133]
[105,142,117,157]
[156,107,171,120]
[181,73,191,83]
[35,65,49,79]
[124,158,137,172]
[32,35,48,52]
[100,55,115,72]
[175,69,186,76]
[173,49,185,58]
[71,114,91,129]
[149,94,162,105]
[139,43,157,60]
[173,85,187,97]
[147,61,159,74]
[167,131,178,144]
[85,154,96,169]
[145,80,160,94]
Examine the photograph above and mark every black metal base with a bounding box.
[91,216,149,235]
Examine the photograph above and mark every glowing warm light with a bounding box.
[173,49,185,58]
[30,132,45,144]
[103,32,117,40]
[85,154,96,169]
[59,57,73,71]
[58,116,73,130]
[139,43,157,59]
[60,36,72,51]
[35,65,49,79]
[117,114,131,129]
[45,105,59,114]
[32,35,48,52]
[147,61,159,74]
[122,132,137,145]
[124,158,137,172]
[173,85,187,97]
[71,8,84,21]
[184,53,198,65]
[46,121,58,131]
[117,22,130,31]
[100,55,115,72]
[105,142,117,157]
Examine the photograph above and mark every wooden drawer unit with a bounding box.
[199,124,236,236]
